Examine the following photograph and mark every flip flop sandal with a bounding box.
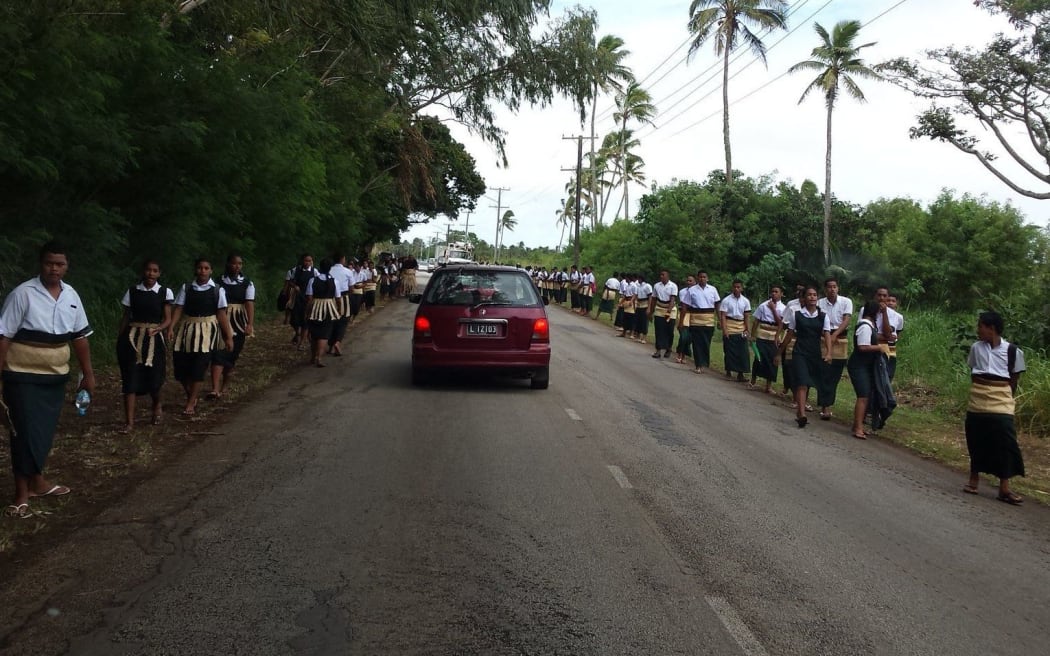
[4,503,30,519]
[962,484,979,495]
[997,492,1023,506]
[30,485,70,497]
[852,432,868,440]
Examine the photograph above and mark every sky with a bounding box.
[400,0,1048,251]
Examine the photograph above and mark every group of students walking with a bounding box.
[550,267,1028,506]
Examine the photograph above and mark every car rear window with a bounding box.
[424,270,542,306]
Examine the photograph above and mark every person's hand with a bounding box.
[225,336,234,352]
[147,326,160,337]
[245,323,254,337]
[823,354,833,364]
[166,329,174,343]
[78,371,96,397]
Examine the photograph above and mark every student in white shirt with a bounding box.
[633,274,653,343]
[780,286,831,428]
[117,258,174,431]
[963,311,1026,504]
[816,277,853,420]
[748,285,785,393]
[674,275,695,363]
[648,270,678,358]
[598,272,620,321]
[875,286,905,382]
[846,301,887,440]
[685,271,720,373]
[0,242,95,517]
[170,258,235,416]
[719,279,752,381]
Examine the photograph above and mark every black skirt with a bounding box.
[3,371,67,476]
[117,330,167,395]
[966,412,1025,479]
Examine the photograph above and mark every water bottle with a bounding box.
[75,389,91,416]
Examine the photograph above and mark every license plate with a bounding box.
[466,323,500,336]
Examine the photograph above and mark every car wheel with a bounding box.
[530,367,549,390]
[412,367,428,386]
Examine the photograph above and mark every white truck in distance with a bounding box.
[437,241,475,266]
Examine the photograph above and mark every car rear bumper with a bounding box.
[412,344,550,371]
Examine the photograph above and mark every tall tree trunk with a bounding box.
[722,45,733,185]
[590,91,599,228]
[823,100,834,267]
[619,117,627,220]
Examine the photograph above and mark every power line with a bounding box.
[656,0,911,143]
[640,0,834,141]
[595,0,815,126]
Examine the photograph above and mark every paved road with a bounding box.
[2,289,1049,655]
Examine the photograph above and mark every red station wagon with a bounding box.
[409,265,551,389]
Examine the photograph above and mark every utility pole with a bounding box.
[489,187,509,263]
[561,135,593,268]
[431,230,442,259]
[463,210,473,246]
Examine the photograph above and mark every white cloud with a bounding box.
[401,0,1050,249]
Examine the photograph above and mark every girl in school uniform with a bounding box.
[305,258,342,367]
[168,258,234,416]
[116,259,173,430]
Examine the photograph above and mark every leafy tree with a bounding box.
[789,20,880,266]
[687,0,789,184]
[881,0,1050,199]
[612,82,656,220]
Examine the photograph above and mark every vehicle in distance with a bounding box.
[409,265,550,389]
[423,257,438,272]
[436,241,474,266]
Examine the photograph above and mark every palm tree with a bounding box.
[788,19,880,266]
[495,210,517,261]
[613,82,656,221]
[556,198,574,250]
[687,0,789,185]
[586,35,634,225]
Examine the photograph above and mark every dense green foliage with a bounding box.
[0,0,601,305]
[556,171,1050,350]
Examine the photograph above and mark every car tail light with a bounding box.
[531,318,549,342]
[414,316,431,338]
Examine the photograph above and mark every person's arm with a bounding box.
[855,324,882,353]
[718,306,728,334]
[245,299,255,336]
[216,308,234,351]
[776,329,794,361]
[742,310,751,338]
[71,336,95,397]
[830,310,852,342]
[878,307,893,343]
[117,306,130,335]
[168,305,182,343]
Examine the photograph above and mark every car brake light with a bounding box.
[414,316,431,337]
[532,318,549,341]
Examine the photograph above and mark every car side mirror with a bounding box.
[409,293,422,304]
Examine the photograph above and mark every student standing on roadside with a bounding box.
[817,278,853,421]
[963,311,1026,505]
[210,253,255,399]
[284,254,315,349]
[685,271,720,374]
[305,258,342,367]
[634,274,653,343]
[847,301,886,440]
[569,265,582,312]
[719,279,752,382]
[363,259,378,314]
[328,253,353,357]
[117,258,173,431]
[780,286,831,428]
[875,287,905,382]
[598,271,619,321]
[781,284,805,399]
[169,258,234,416]
[1,242,95,518]
[649,270,678,359]
[580,266,595,316]
[748,285,785,394]
[674,275,695,364]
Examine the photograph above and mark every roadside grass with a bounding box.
[0,302,392,558]
[569,303,1050,503]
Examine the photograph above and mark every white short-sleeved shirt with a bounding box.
[719,294,751,319]
[174,279,228,308]
[684,284,720,310]
[570,271,581,284]
[818,295,853,330]
[786,298,802,313]
[0,277,93,340]
[753,299,786,324]
[969,339,1025,378]
[636,282,653,300]
[583,273,595,285]
[784,306,831,332]
[121,282,176,307]
[305,274,342,298]
[221,275,256,301]
[654,281,678,302]
[876,307,904,337]
[602,277,617,290]
[678,287,690,304]
[625,281,638,298]
[329,263,352,294]
[854,319,876,346]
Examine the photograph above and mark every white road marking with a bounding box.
[565,408,582,421]
[606,465,633,489]
[705,596,769,656]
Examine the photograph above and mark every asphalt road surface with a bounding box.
[2,281,1049,655]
